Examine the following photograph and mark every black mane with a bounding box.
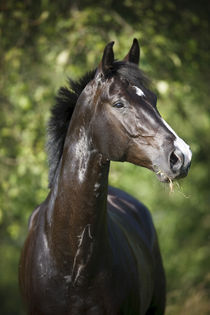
[47,62,149,188]
[47,69,96,187]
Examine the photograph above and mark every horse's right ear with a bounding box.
[97,41,115,76]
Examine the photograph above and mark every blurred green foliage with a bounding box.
[0,1,209,314]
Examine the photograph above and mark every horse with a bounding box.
[19,39,192,315]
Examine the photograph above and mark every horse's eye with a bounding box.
[113,102,124,109]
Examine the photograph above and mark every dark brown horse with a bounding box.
[19,39,192,315]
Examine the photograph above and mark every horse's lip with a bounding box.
[156,171,171,183]
[153,165,172,183]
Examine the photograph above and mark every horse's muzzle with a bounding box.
[169,147,192,179]
[154,145,192,183]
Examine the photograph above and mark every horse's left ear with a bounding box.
[98,41,115,76]
[124,38,140,65]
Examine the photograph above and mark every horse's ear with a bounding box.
[98,41,115,76]
[123,38,140,65]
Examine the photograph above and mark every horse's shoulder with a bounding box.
[107,186,156,249]
[108,186,153,222]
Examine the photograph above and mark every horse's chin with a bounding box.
[156,171,172,183]
[152,165,173,183]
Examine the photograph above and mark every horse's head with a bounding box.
[80,39,192,182]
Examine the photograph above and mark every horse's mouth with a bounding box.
[155,167,190,183]
[153,165,172,183]
[155,171,172,183]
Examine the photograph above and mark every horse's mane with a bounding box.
[47,69,97,187]
[47,62,149,188]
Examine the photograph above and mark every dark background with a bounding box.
[0,1,209,314]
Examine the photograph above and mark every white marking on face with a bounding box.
[161,118,192,164]
[133,85,145,97]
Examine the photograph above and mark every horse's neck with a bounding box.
[47,120,110,264]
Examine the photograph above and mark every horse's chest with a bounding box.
[68,289,115,315]
[33,260,119,315]
[35,278,118,315]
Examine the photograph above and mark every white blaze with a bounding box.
[161,118,192,164]
[133,85,145,97]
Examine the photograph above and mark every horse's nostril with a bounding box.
[170,151,179,168]
[170,149,183,172]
